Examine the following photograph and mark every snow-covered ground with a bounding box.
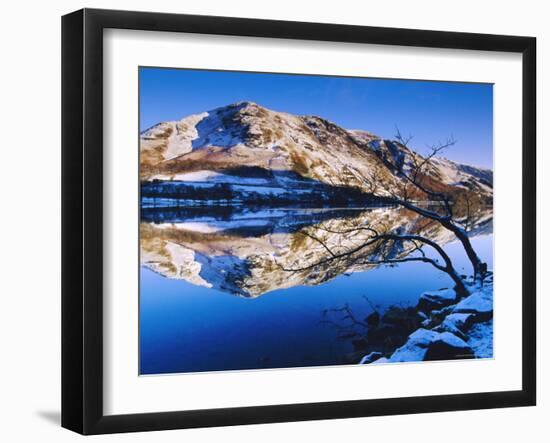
[361,277,494,364]
[467,319,493,359]
[154,170,273,185]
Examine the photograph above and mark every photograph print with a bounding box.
[139,67,493,375]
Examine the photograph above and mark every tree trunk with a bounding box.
[394,199,487,282]
[446,266,469,297]
[379,234,471,297]
[441,220,487,281]
[419,237,470,297]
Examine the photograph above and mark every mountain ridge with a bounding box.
[140,101,492,203]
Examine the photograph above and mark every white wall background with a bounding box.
[0,0,545,441]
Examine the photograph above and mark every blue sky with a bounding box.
[139,67,493,168]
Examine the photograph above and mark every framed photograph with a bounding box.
[62,8,536,435]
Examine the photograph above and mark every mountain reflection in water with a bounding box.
[139,204,493,374]
[140,205,492,298]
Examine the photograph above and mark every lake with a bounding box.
[139,205,493,375]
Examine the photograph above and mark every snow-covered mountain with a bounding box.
[140,101,493,203]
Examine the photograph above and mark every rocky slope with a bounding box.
[140,101,493,203]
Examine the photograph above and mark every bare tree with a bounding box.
[276,129,488,297]
[366,128,488,283]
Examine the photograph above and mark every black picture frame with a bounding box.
[62,8,536,435]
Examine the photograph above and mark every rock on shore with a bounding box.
[360,277,493,365]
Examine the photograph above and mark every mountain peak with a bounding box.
[233,100,259,107]
[219,100,263,113]
[201,101,273,121]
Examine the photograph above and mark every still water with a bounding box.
[139,206,493,375]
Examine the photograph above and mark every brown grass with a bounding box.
[289,151,310,176]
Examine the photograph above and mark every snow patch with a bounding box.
[467,320,493,358]
[452,290,493,316]
[388,329,439,362]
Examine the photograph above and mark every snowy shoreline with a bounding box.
[359,274,494,365]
